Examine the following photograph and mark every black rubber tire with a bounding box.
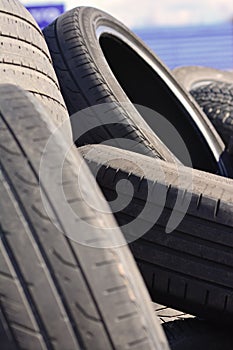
[0,310,12,350]
[43,6,229,176]
[163,318,233,350]
[43,7,172,163]
[173,66,233,91]
[173,67,233,146]
[190,82,233,146]
[0,303,183,350]
[0,84,169,350]
[0,0,69,129]
[0,303,190,349]
[81,144,233,325]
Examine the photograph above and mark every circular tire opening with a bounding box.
[99,34,218,173]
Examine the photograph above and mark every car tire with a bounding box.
[0,84,169,350]
[43,7,230,176]
[190,82,233,146]
[81,144,233,325]
[173,66,233,91]
[173,67,233,146]
[0,0,69,130]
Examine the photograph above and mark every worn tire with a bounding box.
[0,84,169,350]
[43,6,231,176]
[81,144,233,325]
[190,82,233,146]
[173,67,233,146]
[0,0,70,130]
[173,66,233,91]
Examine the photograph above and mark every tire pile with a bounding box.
[0,1,233,349]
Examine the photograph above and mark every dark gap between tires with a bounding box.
[99,34,217,173]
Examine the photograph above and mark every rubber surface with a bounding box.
[0,0,69,129]
[173,66,233,91]
[163,318,233,350]
[2,303,233,349]
[0,85,169,350]
[173,66,233,146]
[81,144,233,325]
[190,82,233,145]
[43,7,172,162]
[43,7,228,175]
[0,302,190,349]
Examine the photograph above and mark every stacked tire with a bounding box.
[0,2,169,349]
[174,66,233,146]
[1,1,233,349]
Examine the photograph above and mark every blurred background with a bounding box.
[20,0,233,70]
